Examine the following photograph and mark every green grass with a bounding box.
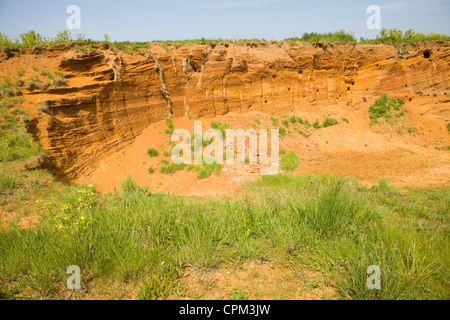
[40,69,54,79]
[187,156,223,179]
[160,44,170,53]
[1,171,447,299]
[447,122,450,134]
[280,151,300,172]
[210,121,230,140]
[0,99,42,162]
[270,116,279,127]
[230,286,249,300]
[286,29,357,44]
[165,117,174,130]
[159,161,186,174]
[371,177,399,194]
[119,175,148,194]
[0,168,448,299]
[295,128,309,138]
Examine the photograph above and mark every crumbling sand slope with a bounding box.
[0,41,449,195]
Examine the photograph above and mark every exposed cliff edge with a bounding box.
[0,41,449,191]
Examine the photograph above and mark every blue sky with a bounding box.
[0,0,449,41]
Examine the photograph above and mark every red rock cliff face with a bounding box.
[0,41,449,180]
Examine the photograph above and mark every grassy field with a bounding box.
[1,169,449,299]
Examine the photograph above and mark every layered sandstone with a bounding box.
[0,41,449,186]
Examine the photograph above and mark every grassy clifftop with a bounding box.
[1,28,449,51]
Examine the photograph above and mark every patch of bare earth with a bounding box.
[174,260,337,300]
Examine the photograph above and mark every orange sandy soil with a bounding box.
[76,99,450,196]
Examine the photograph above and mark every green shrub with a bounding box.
[270,116,279,127]
[369,94,405,123]
[165,117,174,129]
[361,28,450,44]
[280,151,300,171]
[0,32,15,47]
[19,30,46,47]
[165,128,174,135]
[323,117,338,127]
[303,120,311,129]
[313,120,322,129]
[147,148,158,157]
[279,127,286,137]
